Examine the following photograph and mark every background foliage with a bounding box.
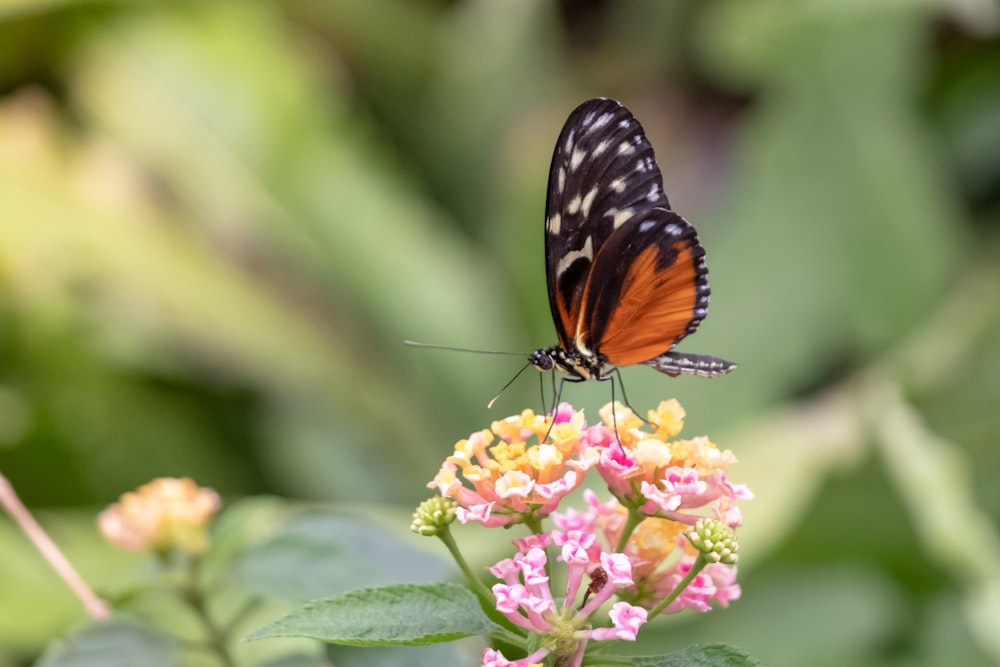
[1,0,998,665]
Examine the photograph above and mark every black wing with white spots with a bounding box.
[543,98,671,350]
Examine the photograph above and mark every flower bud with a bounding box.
[685,517,739,565]
[410,496,458,536]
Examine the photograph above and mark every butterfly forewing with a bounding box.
[544,98,671,351]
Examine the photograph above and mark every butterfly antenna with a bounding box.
[487,362,533,409]
[404,340,525,356]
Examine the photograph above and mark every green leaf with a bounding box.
[34,621,181,667]
[249,583,498,646]
[632,643,763,667]
[232,512,454,601]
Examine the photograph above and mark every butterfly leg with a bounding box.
[608,367,652,427]
[539,369,562,418]
[537,372,548,417]
[542,375,586,443]
[602,372,629,452]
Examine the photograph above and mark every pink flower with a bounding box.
[584,402,750,528]
[485,527,645,666]
[549,482,744,613]
[512,533,551,552]
[429,405,595,527]
[583,602,648,641]
[481,647,547,667]
[433,400,749,666]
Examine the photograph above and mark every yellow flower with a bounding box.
[98,477,220,555]
[648,399,686,439]
[429,404,592,528]
[627,515,687,579]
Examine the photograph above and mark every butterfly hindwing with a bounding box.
[544,98,670,351]
[577,208,709,367]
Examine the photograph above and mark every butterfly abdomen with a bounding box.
[645,352,737,378]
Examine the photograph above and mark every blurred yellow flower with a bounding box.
[98,477,221,555]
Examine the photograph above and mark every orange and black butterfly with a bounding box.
[528,97,736,383]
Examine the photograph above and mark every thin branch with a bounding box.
[0,471,111,621]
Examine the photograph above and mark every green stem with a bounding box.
[436,526,496,608]
[493,626,530,649]
[614,507,645,554]
[523,514,545,536]
[223,597,265,636]
[179,557,238,667]
[645,554,708,622]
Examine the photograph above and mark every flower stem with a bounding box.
[0,471,111,621]
[180,558,237,667]
[524,514,545,536]
[645,554,708,621]
[436,526,496,607]
[614,507,645,554]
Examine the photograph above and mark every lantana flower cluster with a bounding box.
[428,403,593,528]
[98,477,221,556]
[418,399,751,667]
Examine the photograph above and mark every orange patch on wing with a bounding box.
[555,288,582,351]
[597,243,699,366]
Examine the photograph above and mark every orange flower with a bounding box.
[98,477,220,555]
[429,404,593,528]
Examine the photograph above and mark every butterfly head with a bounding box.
[529,346,606,381]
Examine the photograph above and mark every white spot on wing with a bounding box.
[589,113,614,132]
[567,195,582,215]
[580,187,598,218]
[647,184,660,201]
[610,176,627,193]
[556,236,593,277]
[607,208,634,229]
[564,129,576,153]
[558,167,566,193]
[639,220,657,233]
[570,148,587,171]
[548,213,562,235]
[634,157,655,173]
[592,140,609,157]
[618,142,635,156]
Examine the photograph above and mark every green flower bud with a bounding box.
[410,496,458,536]
[686,517,739,565]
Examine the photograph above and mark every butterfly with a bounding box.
[527,97,736,384]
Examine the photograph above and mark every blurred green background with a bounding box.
[1,0,999,665]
